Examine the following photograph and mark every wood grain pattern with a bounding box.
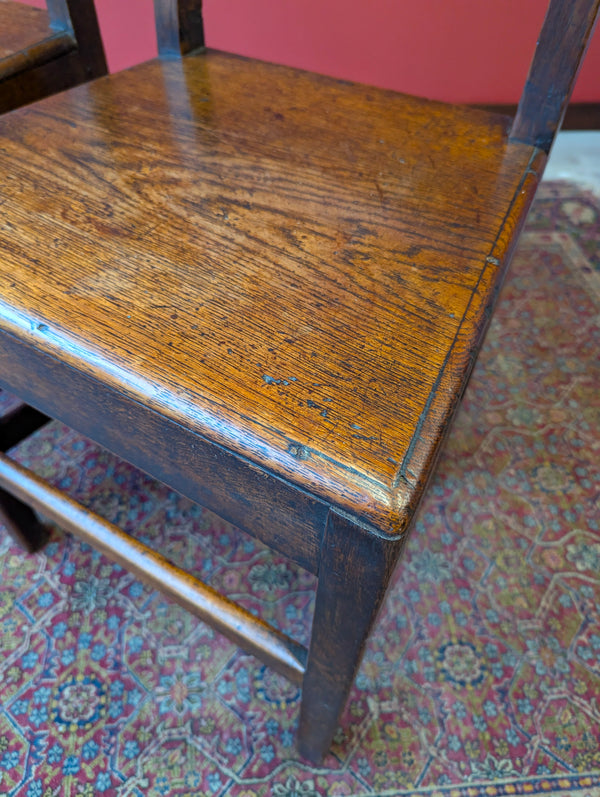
[0,30,75,83]
[0,330,326,574]
[2,1,596,763]
[0,51,543,538]
[0,0,107,546]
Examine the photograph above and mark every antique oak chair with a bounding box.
[0,0,106,112]
[0,0,598,763]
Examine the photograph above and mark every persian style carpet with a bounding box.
[0,181,599,797]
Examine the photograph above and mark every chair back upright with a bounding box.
[512,0,600,151]
[47,0,106,75]
[153,0,205,57]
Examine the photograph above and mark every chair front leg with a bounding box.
[298,509,403,763]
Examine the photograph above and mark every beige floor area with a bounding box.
[545,130,600,194]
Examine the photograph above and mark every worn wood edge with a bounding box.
[0,32,76,83]
[0,302,404,538]
[0,152,534,541]
[0,451,307,684]
[0,330,327,574]
[0,50,104,113]
[392,145,547,532]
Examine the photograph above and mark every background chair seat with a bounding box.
[0,0,106,113]
[0,0,51,61]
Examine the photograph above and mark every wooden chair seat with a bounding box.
[0,52,541,538]
[0,1,52,61]
[0,0,598,764]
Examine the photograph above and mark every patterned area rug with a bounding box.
[0,181,599,797]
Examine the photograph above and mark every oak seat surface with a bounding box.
[0,0,51,61]
[0,50,541,536]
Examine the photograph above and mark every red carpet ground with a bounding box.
[0,181,599,796]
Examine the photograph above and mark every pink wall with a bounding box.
[26,0,600,103]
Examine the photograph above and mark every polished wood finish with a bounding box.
[0,451,307,683]
[0,331,326,574]
[512,0,600,150]
[0,53,546,760]
[0,0,106,113]
[0,54,544,537]
[0,0,598,763]
[0,0,105,549]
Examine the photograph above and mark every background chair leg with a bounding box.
[0,400,51,552]
[298,510,404,763]
[0,487,49,553]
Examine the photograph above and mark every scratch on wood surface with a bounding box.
[262,374,298,387]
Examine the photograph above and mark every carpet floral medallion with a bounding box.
[0,181,599,796]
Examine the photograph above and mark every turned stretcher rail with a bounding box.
[0,451,308,684]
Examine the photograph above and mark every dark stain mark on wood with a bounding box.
[288,442,310,460]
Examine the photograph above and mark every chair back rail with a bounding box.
[512,0,600,151]
[46,0,71,28]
